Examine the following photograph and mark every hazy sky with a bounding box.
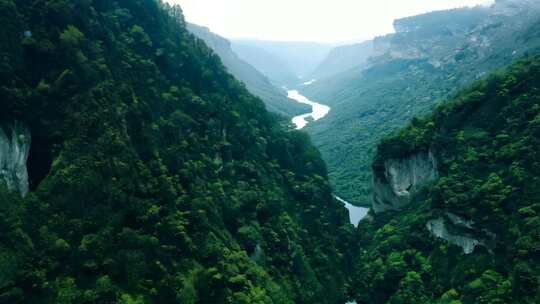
[170,0,494,43]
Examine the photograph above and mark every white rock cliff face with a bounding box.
[0,122,31,197]
[372,151,495,254]
[372,151,438,212]
[425,212,496,255]
[426,217,480,254]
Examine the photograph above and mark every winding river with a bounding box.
[287,87,369,228]
[288,90,330,129]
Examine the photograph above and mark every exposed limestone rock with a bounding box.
[372,151,438,212]
[426,218,480,254]
[250,244,263,262]
[0,122,31,197]
[426,213,496,254]
[446,212,474,229]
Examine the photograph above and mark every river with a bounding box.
[288,90,330,129]
[335,196,369,227]
[288,88,367,304]
[287,88,370,227]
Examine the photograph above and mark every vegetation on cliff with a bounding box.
[351,56,540,304]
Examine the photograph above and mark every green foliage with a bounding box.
[351,56,540,303]
[389,272,430,304]
[59,25,84,47]
[0,1,352,303]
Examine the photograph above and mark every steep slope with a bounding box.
[232,40,332,83]
[310,40,374,80]
[0,1,353,303]
[231,43,299,87]
[187,23,309,117]
[301,1,540,206]
[351,55,540,304]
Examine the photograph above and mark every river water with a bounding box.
[288,90,330,129]
[335,196,369,227]
[286,88,370,228]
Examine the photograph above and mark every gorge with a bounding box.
[1,0,540,303]
[287,86,368,227]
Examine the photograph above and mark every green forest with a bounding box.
[0,0,353,303]
[352,56,540,303]
[1,0,540,303]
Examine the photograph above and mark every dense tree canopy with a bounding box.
[352,56,540,304]
[0,0,353,303]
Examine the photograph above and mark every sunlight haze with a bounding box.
[170,0,495,43]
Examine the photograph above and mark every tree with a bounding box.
[60,25,84,47]
[389,272,430,304]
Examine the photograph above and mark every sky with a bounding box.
[169,0,494,43]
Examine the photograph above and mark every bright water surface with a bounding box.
[288,90,330,129]
[335,196,369,227]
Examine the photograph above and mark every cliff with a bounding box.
[0,122,30,197]
[372,151,438,212]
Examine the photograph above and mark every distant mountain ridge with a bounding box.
[187,23,310,117]
[231,42,299,87]
[232,40,332,85]
[310,40,374,80]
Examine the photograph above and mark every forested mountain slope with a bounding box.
[351,55,540,304]
[187,24,309,117]
[0,0,353,303]
[301,0,540,206]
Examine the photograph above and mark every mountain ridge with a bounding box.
[187,23,310,117]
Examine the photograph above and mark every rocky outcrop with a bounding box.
[372,150,495,254]
[373,151,438,212]
[426,212,495,254]
[426,217,479,254]
[0,122,31,197]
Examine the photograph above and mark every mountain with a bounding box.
[310,40,374,80]
[232,40,332,83]
[186,23,310,117]
[230,42,299,87]
[351,55,540,304]
[0,1,353,303]
[300,1,540,206]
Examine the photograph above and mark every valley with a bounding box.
[189,1,540,302]
[2,0,540,303]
